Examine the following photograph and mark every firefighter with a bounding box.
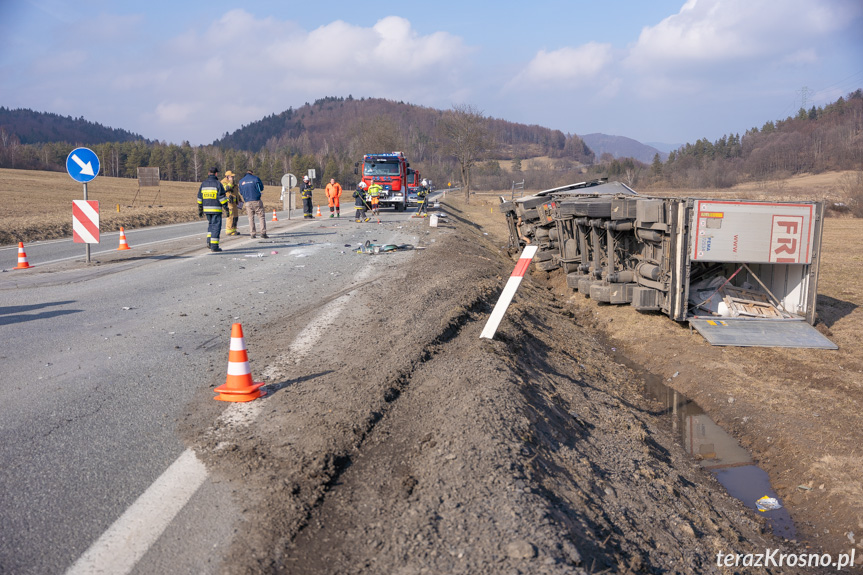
[197,166,228,252]
[221,170,242,235]
[416,178,430,217]
[300,175,314,219]
[325,178,342,218]
[367,181,382,216]
[353,181,370,222]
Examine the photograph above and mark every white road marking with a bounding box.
[65,251,383,574]
[65,449,207,575]
[287,263,375,362]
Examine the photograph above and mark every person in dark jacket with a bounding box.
[197,166,228,251]
[353,181,370,222]
[239,170,267,239]
[300,175,314,219]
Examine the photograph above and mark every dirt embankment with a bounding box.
[184,198,821,574]
[549,217,863,562]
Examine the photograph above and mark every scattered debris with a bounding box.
[756,496,782,512]
[356,240,415,255]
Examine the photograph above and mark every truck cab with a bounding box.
[355,152,410,211]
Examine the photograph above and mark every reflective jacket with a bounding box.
[197,175,227,213]
[367,183,382,198]
[221,177,241,205]
[238,173,264,202]
[300,182,314,200]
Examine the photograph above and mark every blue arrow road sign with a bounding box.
[66,147,100,183]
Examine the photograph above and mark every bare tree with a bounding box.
[439,104,495,203]
[624,165,642,187]
[350,117,402,153]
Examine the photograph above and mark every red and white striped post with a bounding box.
[480,245,538,339]
[73,199,100,263]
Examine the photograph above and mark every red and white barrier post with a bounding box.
[479,245,538,339]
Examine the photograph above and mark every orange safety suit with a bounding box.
[325,180,342,217]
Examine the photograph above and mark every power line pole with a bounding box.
[797,86,811,110]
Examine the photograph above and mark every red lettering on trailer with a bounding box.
[770,216,804,263]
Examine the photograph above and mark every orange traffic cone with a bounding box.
[272,209,278,222]
[117,227,131,250]
[13,242,31,269]
[316,205,322,217]
[213,323,266,402]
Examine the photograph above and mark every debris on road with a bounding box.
[355,240,415,254]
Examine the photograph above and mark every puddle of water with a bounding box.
[642,375,796,539]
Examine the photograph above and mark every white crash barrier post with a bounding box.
[479,245,538,339]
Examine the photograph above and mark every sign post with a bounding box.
[66,147,101,263]
[281,173,297,219]
[479,245,538,340]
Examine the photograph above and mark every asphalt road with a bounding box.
[0,202,437,574]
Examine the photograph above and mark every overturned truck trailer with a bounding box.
[500,181,836,349]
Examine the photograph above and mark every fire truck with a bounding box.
[355,152,410,211]
[406,167,422,206]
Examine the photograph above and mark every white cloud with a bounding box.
[514,43,613,85]
[782,49,818,66]
[127,11,474,142]
[626,0,861,69]
[155,102,194,124]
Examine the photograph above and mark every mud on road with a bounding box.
[183,199,853,574]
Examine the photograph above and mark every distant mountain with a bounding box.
[581,133,667,164]
[0,107,148,145]
[644,141,681,154]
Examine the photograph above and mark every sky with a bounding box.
[1,0,862,148]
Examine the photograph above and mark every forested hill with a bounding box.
[213,96,593,163]
[0,107,148,145]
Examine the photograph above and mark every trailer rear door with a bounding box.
[688,318,837,349]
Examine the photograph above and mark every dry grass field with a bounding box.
[0,168,335,245]
[645,170,862,205]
